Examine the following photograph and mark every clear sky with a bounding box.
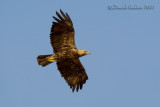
[1,0,160,107]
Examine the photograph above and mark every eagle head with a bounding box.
[78,50,90,57]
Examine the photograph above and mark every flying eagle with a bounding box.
[37,9,90,92]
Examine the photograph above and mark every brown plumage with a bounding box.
[37,9,90,92]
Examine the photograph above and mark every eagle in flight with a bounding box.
[37,9,90,92]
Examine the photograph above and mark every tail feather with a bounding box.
[37,54,56,67]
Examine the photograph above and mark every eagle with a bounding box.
[37,9,90,92]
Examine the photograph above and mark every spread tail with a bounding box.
[37,54,56,67]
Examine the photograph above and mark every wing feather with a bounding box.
[57,59,88,92]
[52,16,61,23]
[50,9,76,53]
[56,11,64,20]
[60,9,68,20]
[66,13,73,24]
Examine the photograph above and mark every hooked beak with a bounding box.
[86,51,91,55]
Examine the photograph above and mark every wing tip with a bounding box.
[70,81,87,92]
[52,9,73,25]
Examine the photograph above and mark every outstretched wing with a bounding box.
[50,9,76,53]
[57,58,88,92]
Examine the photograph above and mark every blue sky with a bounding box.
[1,0,160,107]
